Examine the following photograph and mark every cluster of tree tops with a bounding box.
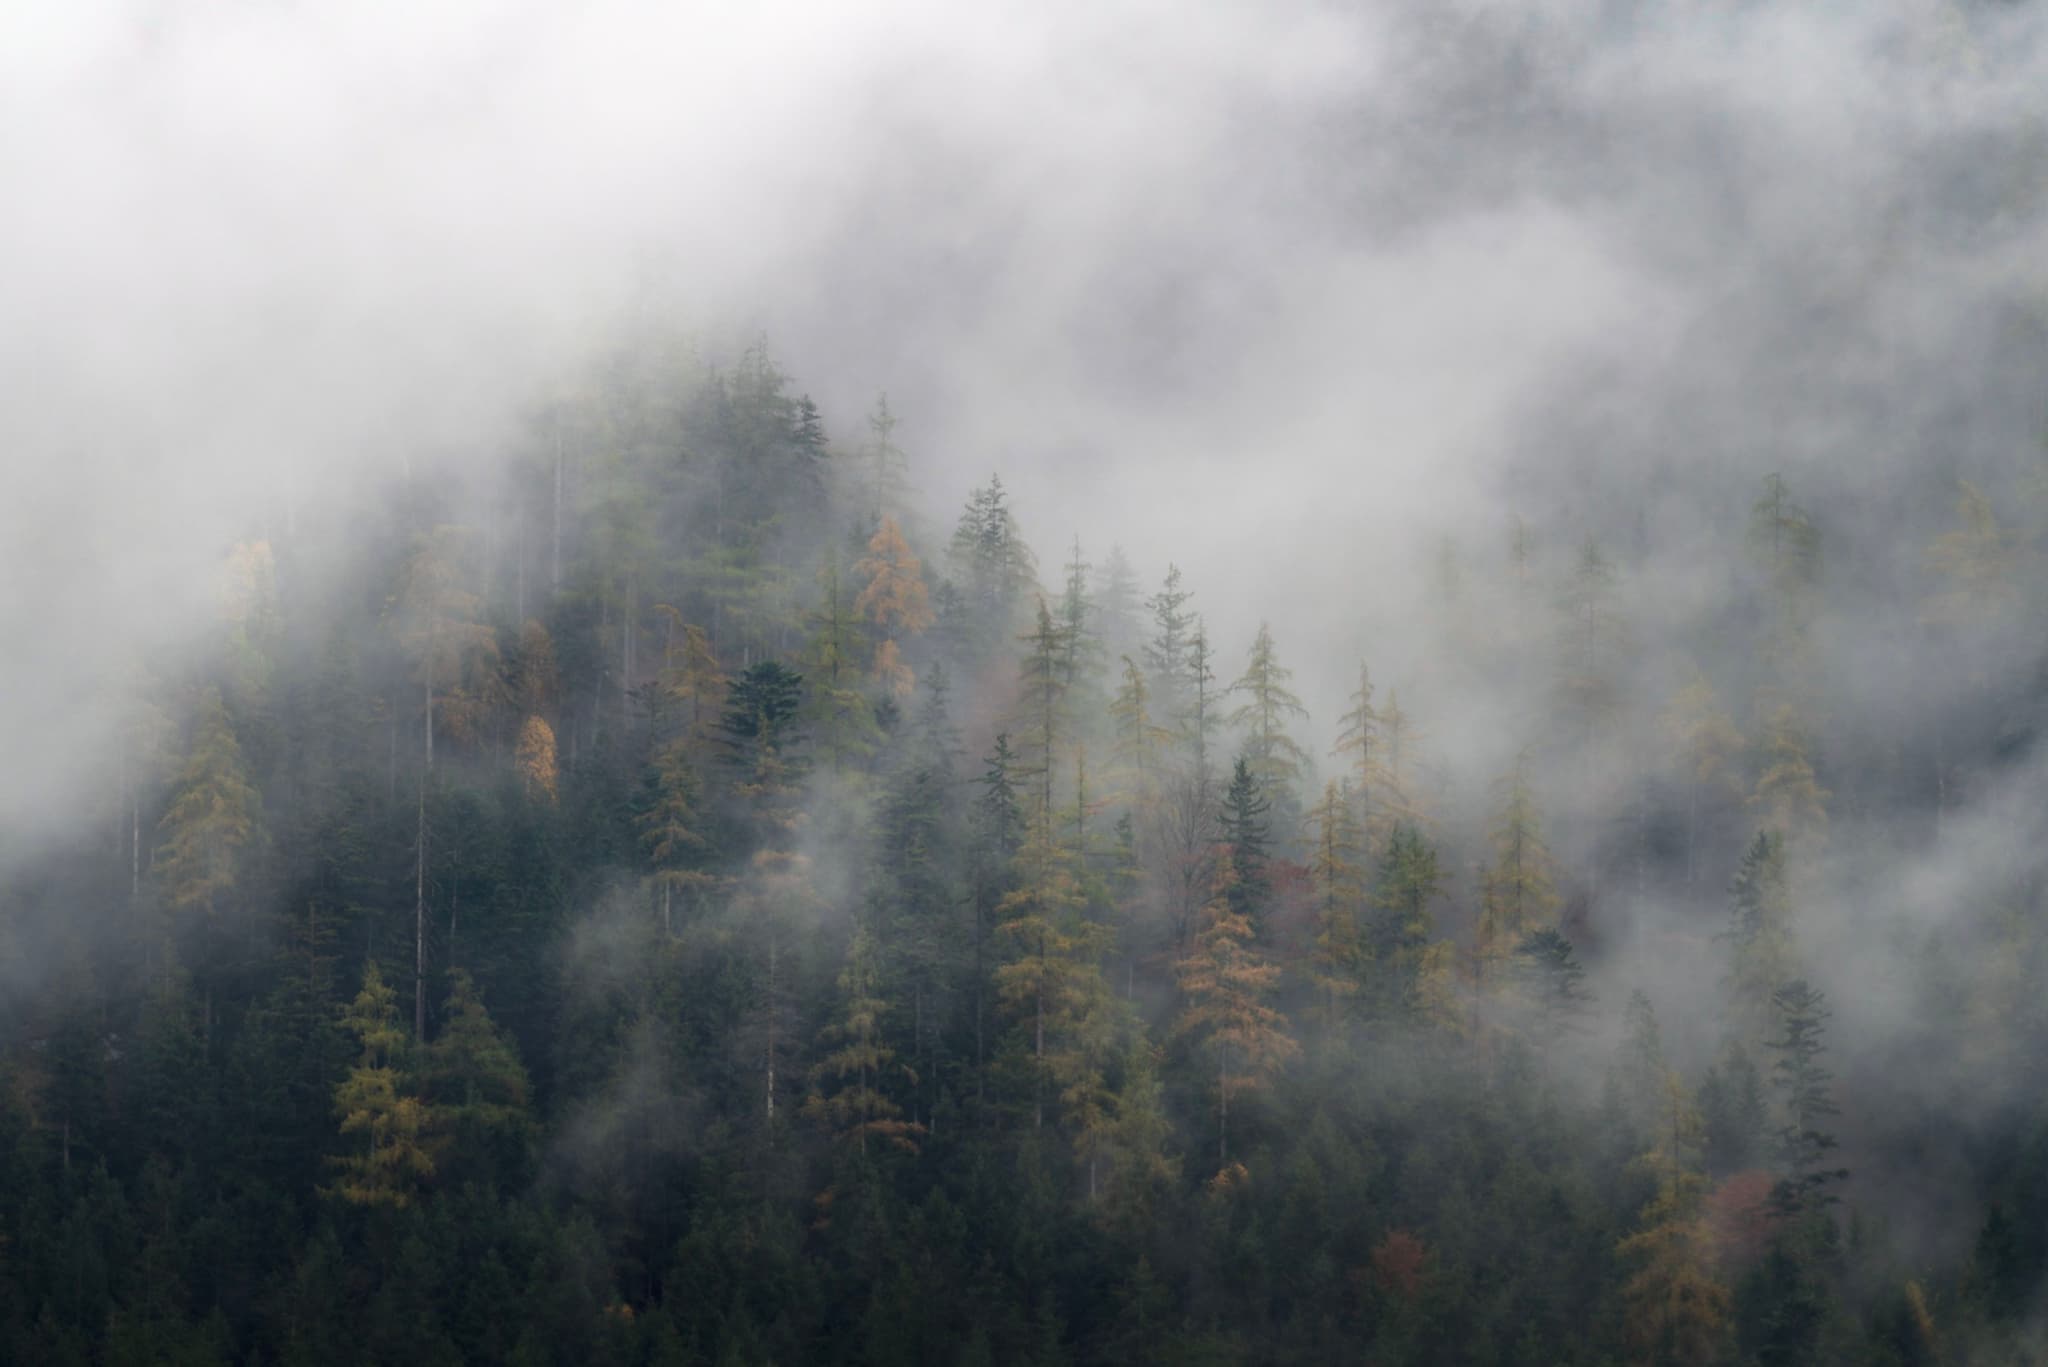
[3,335,2046,1365]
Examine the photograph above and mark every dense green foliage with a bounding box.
[5,340,2048,1366]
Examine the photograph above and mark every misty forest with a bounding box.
[7,2,2048,1366]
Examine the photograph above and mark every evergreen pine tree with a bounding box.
[1217,757,1273,933]
[1766,978,1847,1212]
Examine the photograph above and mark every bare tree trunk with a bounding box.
[424,657,435,772]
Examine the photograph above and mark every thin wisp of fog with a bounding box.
[2,2,2046,1362]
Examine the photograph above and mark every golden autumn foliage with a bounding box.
[1176,852,1297,1163]
[1923,479,2018,629]
[994,826,1113,1130]
[1332,661,1379,827]
[871,636,915,699]
[1306,779,1367,1023]
[515,714,558,802]
[328,962,436,1209]
[1363,690,1430,852]
[155,686,261,920]
[652,609,726,735]
[1477,752,1562,962]
[1662,669,1745,799]
[802,925,923,1155]
[1749,703,1829,850]
[854,515,934,637]
[1617,1073,1731,1367]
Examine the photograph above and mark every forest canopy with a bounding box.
[5,1,2048,1364]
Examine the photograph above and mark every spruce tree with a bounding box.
[1014,598,1070,826]
[1217,757,1273,933]
[1766,978,1847,1212]
[1726,830,1794,1043]
[1055,537,1103,696]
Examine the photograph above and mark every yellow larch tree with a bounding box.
[855,515,933,697]
[1305,779,1368,1029]
[649,609,726,746]
[514,715,558,804]
[994,821,1112,1132]
[1923,479,2017,631]
[329,962,438,1209]
[154,686,262,935]
[1176,850,1297,1167]
[855,515,934,636]
[1332,662,1378,838]
[1108,655,1171,809]
[1476,751,1562,973]
[640,732,715,936]
[1365,690,1429,854]
[1617,1071,1732,1367]
[1749,704,1829,853]
[804,925,923,1157]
